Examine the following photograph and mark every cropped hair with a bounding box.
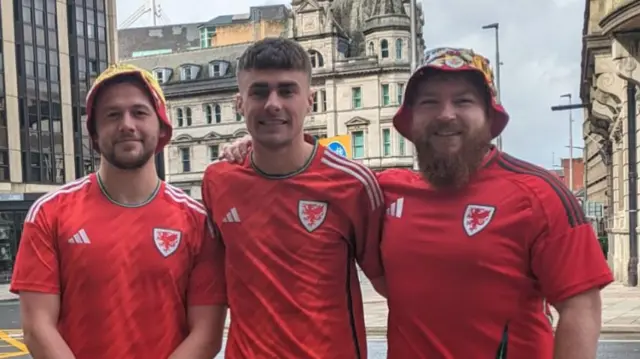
[237,37,312,80]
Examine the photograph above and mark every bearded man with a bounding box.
[219,47,611,359]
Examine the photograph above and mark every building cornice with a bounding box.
[599,1,640,36]
[580,33,612,102]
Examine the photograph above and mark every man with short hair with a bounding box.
[221,47,611,358]
[11,64,227,359]
[201,38,385,359]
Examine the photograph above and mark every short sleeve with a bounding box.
[530,182,613,304]
[187,216,226,306]
[10,204,60,294]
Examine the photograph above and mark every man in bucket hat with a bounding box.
[11,64,227,359]
[378,47,611,358]
[219,47,612,358]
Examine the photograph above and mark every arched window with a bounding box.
[395,38,403,59]
[380,39,389,58]
[308,50,324,68]
[214,105,221,123]
[185,108,192,126]
[176,108,184,127]
[368,41,375,55]
[205,105,212,124]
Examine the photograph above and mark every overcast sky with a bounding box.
[116,0,585,168]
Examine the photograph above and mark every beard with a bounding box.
[414,121,492,189]
[98,137,156,170]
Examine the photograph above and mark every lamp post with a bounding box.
[482,22,502,150]
[560,94,573,192]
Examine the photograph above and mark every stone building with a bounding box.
[581,0,640,285]
[123,0,426,199]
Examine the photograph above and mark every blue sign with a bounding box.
[327,141,347,158]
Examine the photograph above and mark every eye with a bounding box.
[250,88,269,98]
[278,88,294,97]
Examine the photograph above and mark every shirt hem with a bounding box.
[548,272,614,304]
[10,282,60,295]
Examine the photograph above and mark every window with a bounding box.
[209,145,219,162]
[398,134,406,156]
[180,148,190,172]
[309,50,324,68]
[381,84,390,106]
[214,104,221,123]
[312,92,318,112]
[320,89,327,112]
[153,69,170,83]
[397,83,404,104]
[183,188,192,196]
[368,42,374,55]
[380,39,389,58]
[352,87,362,109]
[236,110,242,121]
[200,26,216,48]
[204,105,212,124]
[185,107,192,126]
[176,108,183,126]
[352,131,364,159]
[395,39,403,59]
[180,65,198,80]
[210,61,228,77]
[382,129,391,156]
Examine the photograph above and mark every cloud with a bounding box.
[116,0,586,167]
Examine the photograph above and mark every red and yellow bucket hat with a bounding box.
[85,63,172,153]
[393,47,509,142]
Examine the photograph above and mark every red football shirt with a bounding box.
[10,173,226,359]
[379,148,613,359]
[202,140,384,359]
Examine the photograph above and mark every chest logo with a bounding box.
[153,228,182,257]
[298,200,328,232]
[463,204,496,236]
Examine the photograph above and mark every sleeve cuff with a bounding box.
[547,272,614,304]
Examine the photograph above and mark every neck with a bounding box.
[252,136,314,175]
[97,159,160,205]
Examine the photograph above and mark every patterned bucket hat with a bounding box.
[85,63,172,154]
[393,47,509,142]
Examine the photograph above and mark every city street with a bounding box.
[0,301,639,358]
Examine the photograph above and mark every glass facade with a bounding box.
[67,0,107,178]
[14,0,65,184]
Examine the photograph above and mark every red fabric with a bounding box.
[11,174,226,358]
[202,142,384,359]
[378,149,612,359]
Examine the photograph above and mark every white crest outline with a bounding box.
[298,200,328,232]
[153,228,182,257]
[463,204,496,236]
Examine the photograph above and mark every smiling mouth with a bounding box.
[434,131,462,137]
[258,119,286,125]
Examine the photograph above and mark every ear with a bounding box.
[307,88,316,114]
[235,93,244,116]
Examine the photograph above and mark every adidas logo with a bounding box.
[222,208,241,223]
[385,197,404,218]
[68,229,91,244]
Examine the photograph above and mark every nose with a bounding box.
[264,90,283,114]
[118,111,136,132]
[436,101,456,122]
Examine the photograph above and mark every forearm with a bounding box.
[24,325,75,359]
[168,330,222,359]
[553,309,601,359]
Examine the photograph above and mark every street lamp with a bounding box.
[482,22,502,151]
[550,96,589,194]
[560,93,574,193]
